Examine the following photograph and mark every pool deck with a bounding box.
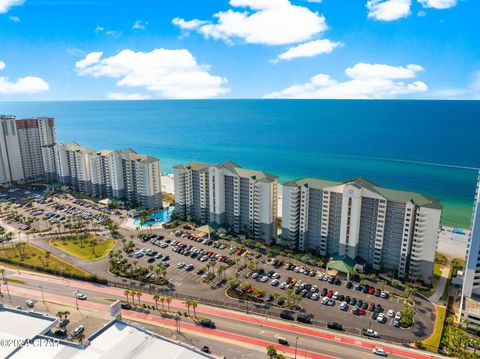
[121,217,166,231]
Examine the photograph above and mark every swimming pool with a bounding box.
[133,207,173,227]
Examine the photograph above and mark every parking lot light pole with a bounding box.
[74,290,79,309]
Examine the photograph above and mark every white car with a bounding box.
[311,293,319,301]
[279,282,287,289]
[293,267,300,273]
[387,309,395,318]
[321,296,329,305]
[373,347,387,356]
[322,275,330,281]
[377,313,386,323]
[177,262,185,269]
[317,274,324,280]
[272,273,280,279]
[260,276,269,282]
[252,272,259,279]
[332,291,339,300]
[271,279,280,286]
[76,293,87,300]
[339,301,348,311]
[380,291,389,299]
[394,312,401,321]
[25,300,34,308]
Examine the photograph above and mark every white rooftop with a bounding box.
[0,308,56,358]
[12,320,215,359]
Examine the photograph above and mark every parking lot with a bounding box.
[124,229,435,342]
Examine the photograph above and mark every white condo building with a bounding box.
[53,143,162,209]
[0,115,56,186]
[460,172,480,328]
[282,178,442,283]
[174,161,278,244]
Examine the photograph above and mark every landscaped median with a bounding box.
[420,305,446,352]
[50,234,116,261]
[0,243,91,277]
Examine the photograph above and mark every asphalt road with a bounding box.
[0,267,441,359]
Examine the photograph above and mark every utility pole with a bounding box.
[74,290,79,309]
[294,337,299,359]
[39,286,45,302]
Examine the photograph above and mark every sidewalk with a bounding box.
[428,266,450,304]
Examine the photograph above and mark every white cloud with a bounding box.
[75,51,103,69]
[172,0,327,45]
[303,0,322,2]
[107,92,151,100]
[0,0,24,14]
[275,39,342,61]
[418,0,457,9]
[9,15,20,22]
[0,61,5,70]
[95,26,105,32]
[366,0,411,21]
[76,48,228,99]
[0,76,49,94]
[264,62,427,99]
[132,20,148,30]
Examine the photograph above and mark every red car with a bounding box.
[368,287,375,295]
[246,287,254,293]
[368,303,375,311]
[327,290,333,298]
[358,308,366,316]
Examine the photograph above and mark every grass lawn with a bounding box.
[422,305,446,351]
[0,244,89,276]
[50,236,115,261]
[434,263,443,279]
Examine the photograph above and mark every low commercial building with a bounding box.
[174,161,278,244]
[1,305,215,359]
[282,177,442,283]
[53,143,162,210]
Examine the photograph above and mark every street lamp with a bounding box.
[294,337,299,359]
[175,315,181,333]
[74,290,79,309]
[39,286,45,302]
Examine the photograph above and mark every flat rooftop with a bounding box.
[12,320,215,359]
[0,307,56,358]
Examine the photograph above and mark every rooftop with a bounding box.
[284,176,442,209]
[219,161,278,183]
[173,162,211,171]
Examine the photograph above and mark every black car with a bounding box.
[280,311,294,320]
[346,281,353,289]
[321,288,328,296]
[345,296,351,303]
[301,289,308,297]
[54,328,67,336]
[200,319,216,329]
[147,257,156,263]
[327,322,344,331]
[374,304,383,313]
[328,276,335,284]
[121,303,132,310]
[297,315,312,324]
[201,346,210,353]
[295,288,302,295]
[338,294,345,302]
[361,302,368,310]
[334,278,342,285]
[265,295,274,302]
[356,299,363,307]
[356,285,364,292]
[362,285,370,294]
[277,298,285,306]
[372,312,379,320]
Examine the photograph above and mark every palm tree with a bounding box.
[160,296,166,311]
[56,311,64,320]
[153,294,160,310]
[191,300,198,318]
[77,333,85,344]
[130,290,137,306]
[124,290,130,303]
[63,311,70,321]
[136,291,142,305]
[218,264,226,280]
[165,296,172,311]
[43,251,51,267]
[185,300,191,315]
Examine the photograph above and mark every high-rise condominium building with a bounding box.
[0,115,56,186]
[174,161,278,244]
[53,143,162,209]
[173,162,211,224]
[282,177,442,283]
[460,172,480,328]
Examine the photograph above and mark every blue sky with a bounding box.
[0,0,478,100]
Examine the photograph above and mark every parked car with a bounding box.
[327,322,344,331]
[362,328,379,338]
[280,311,294,321]
[339,301,348,311]
[297,315,312,324]
[25,300,34,308]
[73,325,85,336]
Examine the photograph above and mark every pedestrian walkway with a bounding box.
[428,265,450,304]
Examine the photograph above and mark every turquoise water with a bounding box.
[133,207,173,227]
[1,100,479,228]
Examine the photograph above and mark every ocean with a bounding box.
[1,100,479,228]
